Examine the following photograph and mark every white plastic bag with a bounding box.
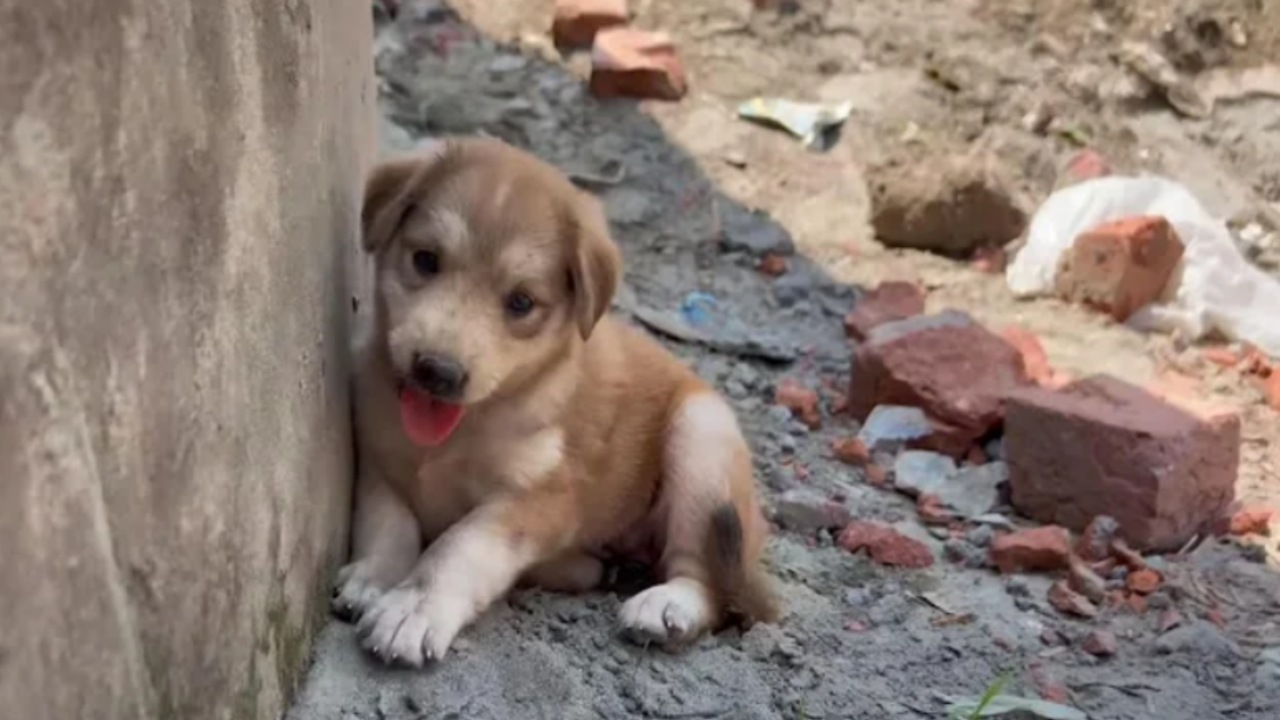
[1006,175,1280,355]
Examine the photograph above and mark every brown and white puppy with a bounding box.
[334,137,777,666]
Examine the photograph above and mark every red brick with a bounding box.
[916,494,954,526]
[844,281,926,340]
[1082,630,1118,657]
[1054,215,1185,322]
[865,464,888,487]
[999,325,1058,387]
[1228,506,1274,536]
[1006,374,1239,552]
[837,521,934,568]
[589,28,687,101]
[847,311,1032,456]
[1126,569,1162,594]
[990,526,1072,573]
[831,437,870,466]
[552,0,629,48]
[1125,592,1149,614]
[1048,580,1098,618]
[1067,554,1107,602]
[775,378,821,429]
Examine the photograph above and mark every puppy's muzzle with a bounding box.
[410,352,469,401]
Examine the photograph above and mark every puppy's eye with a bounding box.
[505,291,535,318]
[412,250,440,277]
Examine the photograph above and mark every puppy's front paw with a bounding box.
[355,584,465,667]
[331,560,403,622]
[619,579,713,647]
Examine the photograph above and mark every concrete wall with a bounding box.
[0,2,371,718]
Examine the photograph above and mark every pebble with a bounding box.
[1005,576,1031,597]
[1083,629,1118,657]
[966,524,995,547]
[1155,621,1241,657]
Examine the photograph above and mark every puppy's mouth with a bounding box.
[397,382,466,448]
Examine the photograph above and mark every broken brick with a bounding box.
[1029,663,1071,703]
[990,526,1072,573]
[1126,569,1162,594]
[848,311,1032,456]
[775,378,821,429]
[1006,374,1239,552]
[1125,593,1149,614]
[832,437,871,466]
[1067,554,1107,603]
[1265,371,1280,411]
[917,494,955,526]
[1076,515,1120,562]
[589,28,687,101]
[757,252,788,277]
[1054,215,1185,322]
[552,0,629,48]
[843,281,926,341]
[1228,506,1274,536]
[1061,149,1112,185]
[1158,609,1184,633]
[865,464,889,487]
[1082,630,1118,657]
[837,521,934,568]
[1110,539,1148,571]
[1048,580,1099,618]
[999,325,1059,388]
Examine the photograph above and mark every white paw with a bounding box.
[355,583,466,667]
[331,561,400,622]
[619,579,713,647]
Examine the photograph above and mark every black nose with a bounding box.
[410,353,469,399]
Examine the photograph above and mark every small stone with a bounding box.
[1126,569,1162,595]
[838,521,935,568]
[832,437,871,466]
[1158,608,1184,633]
[1048,580,1099,618]
[1228,506,1274,536]
[856,405,935,450]
[1125,593,1149,614]
[1005,576,1031,597]
[990,526,1073,573]
[590,28,687,101]
[943,538,988,568]
[552,0,629,48]
[1067,555,1108,603]
[966,524,995,547]
[1083,630,1118,657]
[719,204,795,256]
[1054,216,1185,322]
[757,252,788,277]
[775,378,821,429]
[919,495,957,526]
[999,325,1062,388]
[1155,620,1240,657]
[1075,515,1120,562]
[843,281,926,341]
[1060,149,1112,186]
[941,462,1008,519]
[865,464,889,487]
[1110,539,1148,570]
[772,489,852,534]
[893,450,957,498]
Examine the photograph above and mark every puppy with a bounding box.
[334,137,777,666]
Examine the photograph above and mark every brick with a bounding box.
[1228,505,1274,536]
[843,281,926,341]
[831,437,870,466]
[589,28,687,101]
[775,378,821,429]
[552,0,628,48]
[837,521,934,568]
[1054,215,1185,322]
[1067,554,1107,602]
[1126,569,1162,594]
[1083,630,1118,657]
[1048,580,1098,618]
[999,326,1057,387]
[990,526,1072,573]
[1006,374,1239,552]
[848,311,1032,456]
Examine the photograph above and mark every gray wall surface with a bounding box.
[0,1,372,718]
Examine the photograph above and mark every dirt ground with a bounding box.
[288,1,1280,718]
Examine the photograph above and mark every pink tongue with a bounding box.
[399,388,465,447]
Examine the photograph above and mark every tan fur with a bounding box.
[335,137,777,666]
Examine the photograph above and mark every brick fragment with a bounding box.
[1127,569,1162,594]
[590,28,686,101]
[837,521,934,568]
[1006,374,1239,552]
[1228,506,1274,536]
[552,0,629,48]
[1048,580,1098,618]
[775,378,821,429]
[831,437,870,466]
[990,526,1072,573]
[1054,215,1185,322]
[1082,630,1118,657]
[843,281,926,341]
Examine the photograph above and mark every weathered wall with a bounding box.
[0,1,371,718]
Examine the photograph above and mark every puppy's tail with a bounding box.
[704,503,779,630]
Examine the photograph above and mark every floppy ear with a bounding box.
[360,142,449,253]
[568,194,622,340]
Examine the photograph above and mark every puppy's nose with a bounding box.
[410,353,469,400]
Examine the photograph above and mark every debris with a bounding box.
[626,302,799,363]
[865,464,889,487]
[998,326,1063,388]
[855,404,935,451]
[922,496,958,527]
[1109,539,1148,571]
[719,203,796,256]
[1067,555,1108,603]
[756,252,788,277]
[775,378,821,429]
[991,526,1072,573]
[1005,375,1239,552]
[1204,608,1227,629]
[837,521,935,568]
[869,153,1028,256]
[1059,149,1112,187]
[1126,569,1162,595]
[1083,630,1118,657]
[589,28,687,101]
[1120,41,1212,117]
[1155,620,1241,657]
[1201,346,1241,368]
[1266,372,1280,411]
[1053,216,1185,322]
[944,691,1086,720]
[893,450,956,498]
[1228,506,1274,536]
[843,281,926,341]
[1075,516,1120,562]
[972,245,1008,274]
[678,291,719,328]
[943,462,1008,519]
[552,0,629,49]
[1007,176,1280,354]
[771,489,852,534]
[737,97,855,150]
[831,437,871,466]
[1158,609,1184,633]
[848,311,1032,457]
[1048,580,1099,618]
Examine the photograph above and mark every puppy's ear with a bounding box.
[567,194,622,340]
[360,142,448,253]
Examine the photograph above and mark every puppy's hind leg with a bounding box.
[619,392,776,647]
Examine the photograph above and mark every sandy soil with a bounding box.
[289,1,1280,718]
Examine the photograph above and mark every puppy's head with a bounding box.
[361,139,621,445]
